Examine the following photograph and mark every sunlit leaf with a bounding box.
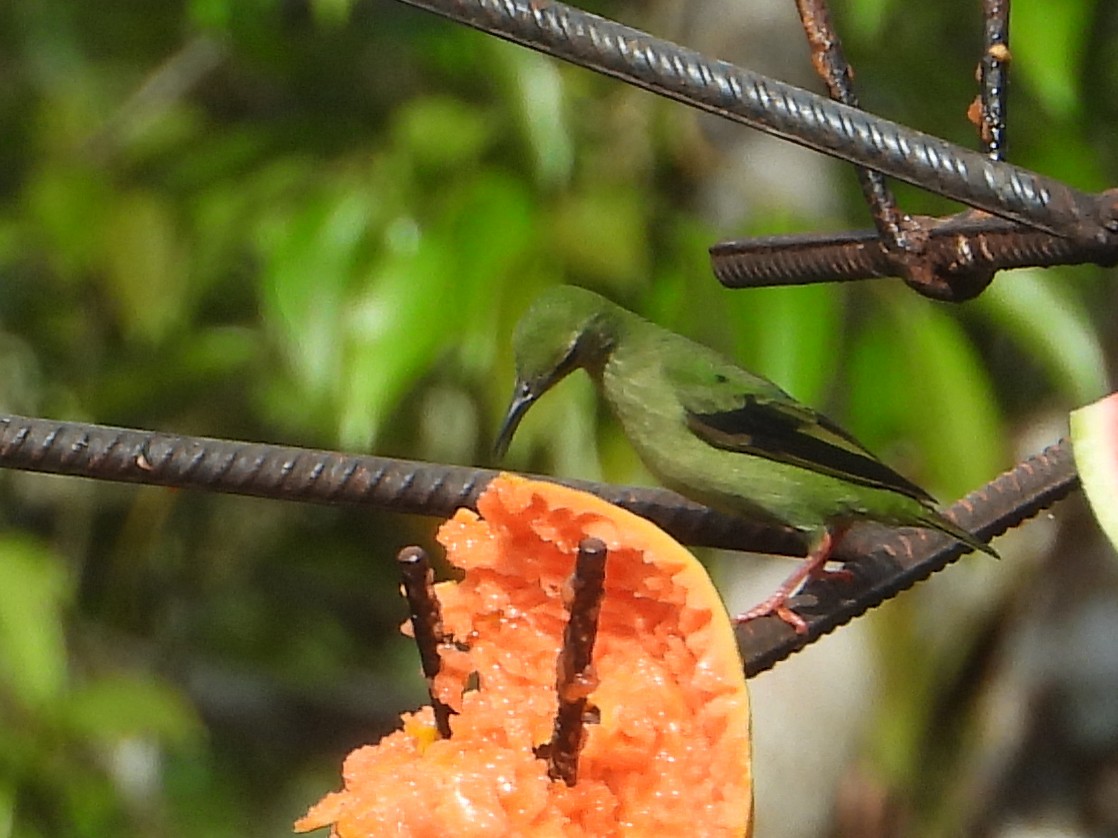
[339,230,453,448]
[100,190,190,344]
[440,172,537,376]
[62,676,202,745]
[728,284,844,408]
[255,185,372,400]
[882,294,1003,495]
[1013,1,1091,117]
[977,269,1109,404]
[392,96,493,170]
[0,537,70,711]
[488,40,573,188]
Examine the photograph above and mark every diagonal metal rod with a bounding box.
[977,0,1011,161]
[737,438,1078,676]
[793,0,913,258]
[394,0,1117,245]
[788,0,996,300]
[0,413,803,556]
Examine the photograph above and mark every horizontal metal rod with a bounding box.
[711,211,1118,288]
[0,414,1080,676]
[0,413,804,556]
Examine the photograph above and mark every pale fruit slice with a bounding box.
[1071,390,1118,552]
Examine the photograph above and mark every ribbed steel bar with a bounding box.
[711,210,1118,289]
[793,0,913,257]
[738,438,1079,676]
[396,546,456,738]
[0,413,804,556]
[0,413,1081,676]
[394,0,1117,244]
[978,0,1011,161]
[546,536,607,786]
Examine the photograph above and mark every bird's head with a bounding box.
[494,286,620,458]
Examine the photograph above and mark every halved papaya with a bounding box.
[296,474,753,836]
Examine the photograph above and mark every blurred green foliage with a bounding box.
[0,0,1114,834]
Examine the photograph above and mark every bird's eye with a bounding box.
[519,380,532,398]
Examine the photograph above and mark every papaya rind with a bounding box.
[1070,391,1118,552]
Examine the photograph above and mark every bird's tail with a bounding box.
[917,511,999,558]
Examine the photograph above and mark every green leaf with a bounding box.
[884,294,1003,495]
[188,0,232,31]
[1070,392,1118,554]
[0,537,70,711]
[255,185,373,400]
[488,40,573,187]
[24,165,112,277]
[100,190,190,344]
[976,269,1109,405]
[310,0,354,27]
[440,172,537,377]
[548,186,649,288]
[62,675,202,746]
[730,284,844,408]
[842,0,893,41]
[338,235,453,448]
[392,96,493,170]
[0,780,14,838]
[1012,1,1091,117]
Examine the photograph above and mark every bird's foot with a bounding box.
[734,596,808,634]
[734,527,849,635]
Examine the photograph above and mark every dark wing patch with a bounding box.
[686,397,937,504]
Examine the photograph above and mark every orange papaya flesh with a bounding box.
[296,474,752,836]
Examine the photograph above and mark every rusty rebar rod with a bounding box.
[794,0,914,258]
[545,537,607,785]
[0,413,804,556]
[710,207,1118,291]
[397,546,456,738]
[737,438,1078,676]
[977,0,1011,160]
[0,412,1080,677]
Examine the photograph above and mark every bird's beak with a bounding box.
[494,381,536,459]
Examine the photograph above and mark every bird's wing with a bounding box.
[666,352,937,504]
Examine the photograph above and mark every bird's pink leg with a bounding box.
[735,527,848,635]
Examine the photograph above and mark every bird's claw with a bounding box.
[734,600,809,635]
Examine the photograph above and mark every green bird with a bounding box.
[495,285,997,633]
